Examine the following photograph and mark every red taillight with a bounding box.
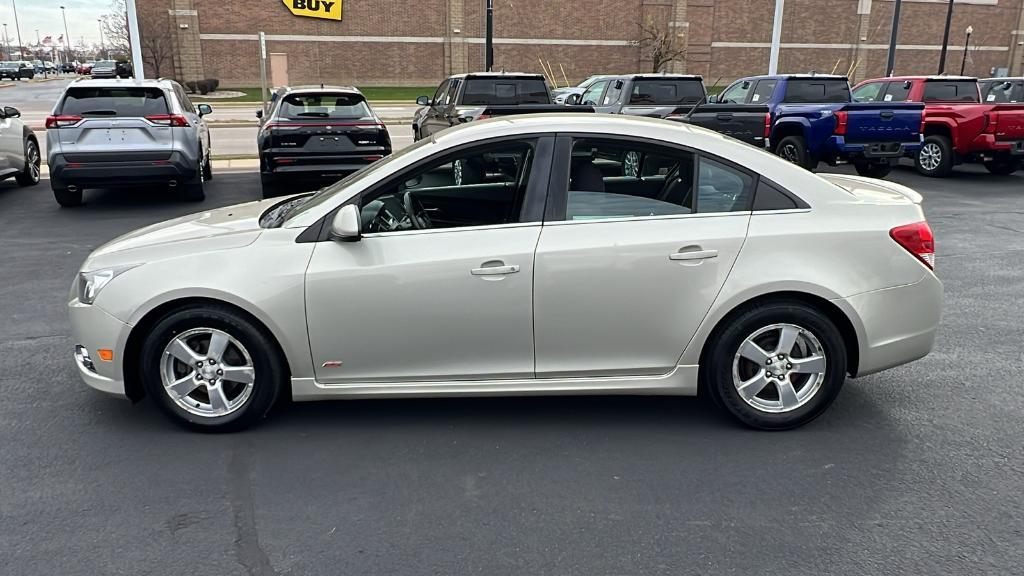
[919,116,926,135]
[476,114,491,121]
[764,112,772,139]
[833,111,848,136]
[145,114,190,127]
[45,115,82,128]
[362,155,383,161]
[983,111,998,134]
[890,221,935,270]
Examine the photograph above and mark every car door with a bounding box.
[304,136,554,384]
[532,135,753,377]
[420,80,450,138]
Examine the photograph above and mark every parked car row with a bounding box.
[0,61,36,81]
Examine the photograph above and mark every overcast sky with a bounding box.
[1,0,109,47]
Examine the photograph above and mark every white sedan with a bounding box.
[68,114,942,431]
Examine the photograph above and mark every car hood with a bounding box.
[83,199,281,270]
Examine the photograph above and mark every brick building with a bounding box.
[136,0,1024,89]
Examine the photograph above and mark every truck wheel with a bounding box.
[915,135,953,177]
[983,156,1019,176]
[853,161,892,179]
[775,136,816,171]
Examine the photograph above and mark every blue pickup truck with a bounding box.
[716,74,924,178]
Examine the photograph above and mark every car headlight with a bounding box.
[77,264,141,305]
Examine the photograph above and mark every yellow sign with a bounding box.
[282,0,342,21]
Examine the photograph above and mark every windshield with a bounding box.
[0,62,18,69]
[93,61,116,70]
[278,93,371,119]
[60,87,169,117]
[628,79,706,105]
[281,136,437,224]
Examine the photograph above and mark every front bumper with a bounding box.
[49,151,198,190]
[69,299,130,398]
[837,271,943,377]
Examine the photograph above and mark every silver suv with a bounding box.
[46,78,213,207]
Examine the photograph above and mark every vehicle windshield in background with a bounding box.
[278,93,371,119]
[628,80,705,105]
[783,79,851,103]
[59,87,169,117]
[92,61,116,70]
[0,62,19,69]
[923,81,980,103]
[462,78,549,105]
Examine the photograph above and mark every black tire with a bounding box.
[412,126,421,141]
[53,186,83,207]
[915,135,954,177]
[261,174,283,198]
[853,161,892,179]
[775,135,816,171]
[983,156,1019,175]
[202,149,214,181]
[15,138,41,187]
[702,301,847,430]
[140,305,286,432]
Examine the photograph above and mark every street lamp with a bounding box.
[2,24,8,61]
[11,0,23,61]
[97,19,104,59]
[60,5,72,64]
[960,25,974,76]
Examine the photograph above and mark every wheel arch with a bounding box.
[922,120,955,148]
[769,119,809,149]
[695,291,862,386]
[122,296,293,402]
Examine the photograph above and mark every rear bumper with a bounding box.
[837,272,943,378]
[49,151,198,189]
[828,136,921,161]
[261,153,386,181]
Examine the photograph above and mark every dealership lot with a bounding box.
[0,163,1022,573]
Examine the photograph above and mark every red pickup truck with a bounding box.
[853,76,1024,177]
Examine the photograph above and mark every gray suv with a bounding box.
[46,78,213,207]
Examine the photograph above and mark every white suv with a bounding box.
[46,78,213,207]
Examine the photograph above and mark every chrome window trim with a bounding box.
[360,221,541,239]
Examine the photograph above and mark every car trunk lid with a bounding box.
[819,173,923,205]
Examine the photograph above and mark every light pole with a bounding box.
[484,0,493,71]
[937,0,954,74]
[60,5,72,64]
[768,0,785,75]
[11,0,23,61]
[885,0,903,76]
[960,25,973,76]
[97,19,104,59]
[2,24,8,61]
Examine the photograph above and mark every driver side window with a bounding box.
[719,81,752,104]
[580,80,609,105]
[360,140,537,234]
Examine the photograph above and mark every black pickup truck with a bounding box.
[412,72,592,140]
[565,74,770,148]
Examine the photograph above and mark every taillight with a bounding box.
[833,111,848,135]
[764,112,772,139]
[145,114,190,127]
[983,111,998,134]
[890,221,935,270]
[476,114,491,121]
[45,115,82,128]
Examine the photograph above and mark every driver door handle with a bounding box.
[669,249,718,261]
[471,264,520,276]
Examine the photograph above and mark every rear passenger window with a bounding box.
[923,81,979,102]
[60,87,169,117]
[695,157,754,213]
[783,79,851,104]
[753,180,799,211]
[882,81,912,102]
[750,80,777,103]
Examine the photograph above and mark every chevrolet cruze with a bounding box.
[68,114,942,431]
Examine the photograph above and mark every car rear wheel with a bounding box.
[15,138,41,187]
[775,136,816,171]
[915,135,954,177]
[853,160,892,179]
[140,305,286,432]
[53,186,83,207]
[178,156,206,202]
[983,155,1019,175]
[703,301,847,430]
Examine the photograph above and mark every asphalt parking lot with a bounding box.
[1,159,1022,574]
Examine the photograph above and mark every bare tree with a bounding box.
[636,18,687,73]
[100,0,130,55]
[139,18,173,78]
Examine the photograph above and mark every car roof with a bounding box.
[884,75,977,81]
[449,72,546,79]
[281,84,362,95]
[980,77,1023,81]
[742,74,847,81]
[67,78,174,89]
[617,73,704,80]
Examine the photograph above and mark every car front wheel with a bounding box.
[140,305,285,432]
[15,138,41,186]
[775,136,816,171]
[703,301,847,430]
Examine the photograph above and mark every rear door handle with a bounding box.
[716,113,733,121]
[669,249,719,261]
[471,265,520,276]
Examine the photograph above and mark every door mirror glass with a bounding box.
[330,204,361,240]
[197,103,212,116]
[255,109,263,119]
[565,93,580,105]
[416,96,431,106]
[3,106,20,118]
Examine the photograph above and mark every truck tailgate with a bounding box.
[990,104,1024,144]
[841,102,924,143]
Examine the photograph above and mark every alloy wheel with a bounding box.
[780,144,799,163]
[160,327,256,418]
[919,143,942,172]
[27,141,40,183]
[623,151,640,178]
[453,159,463,186]
[731,323,827,413]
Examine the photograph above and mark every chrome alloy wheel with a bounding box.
[919,142,942,172]
[453,159,463,186]
[160,328,255,418]
[731,323,827,414]
[623,151,640,177]
[26,140,41,183]
[780,144,800,164]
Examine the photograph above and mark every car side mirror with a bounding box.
[3,106,19,118]
[416,96,431,106]
[903,80,912,90]
[330,204,361,241]
[565,93,580,105]
[255,109,263,119]
[197,104,212,116]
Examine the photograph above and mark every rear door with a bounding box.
[52,85,174,162]
[533,136,752,378]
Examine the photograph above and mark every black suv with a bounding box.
[0,61,35,80]
[257,86,391,198]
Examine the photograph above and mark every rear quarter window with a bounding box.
[783,79,851,103]
[923,81,980,103]
[462,78,549,105]
[629,80,705,105]
[60,87,169,117]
